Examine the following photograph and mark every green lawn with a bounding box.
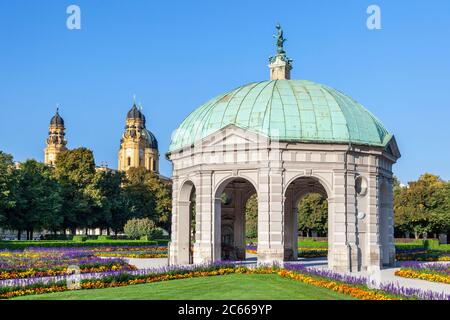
[298,239,328,247]
[14,274,354,300]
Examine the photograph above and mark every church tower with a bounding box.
[44,108,68,166]
[118,102,159,173]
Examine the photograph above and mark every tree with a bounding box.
[6,160,62,239]
[298,193,328,237]
[54,148,98,233]
[245,194,258,239]
[0,151,16,226]
[428,181,450,235]
[123,167,171,230]
[91,170,127,234]
[123,167,156,221]
[394,173,450,238]
[146,172,172,231]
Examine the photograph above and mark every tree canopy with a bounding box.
[394,173,450,238]
[0,149,172,238]
[298,193,328,237]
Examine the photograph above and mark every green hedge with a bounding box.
[155,239,170,246]
[395,239,450,251]
[97,235,113,241]
[0,240,159,250]
[72,235,88,242]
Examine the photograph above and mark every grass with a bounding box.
[298,239,328,248]
[13,274,355,300]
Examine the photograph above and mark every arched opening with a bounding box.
[215,178,257,261]
[177,180,196,264]
[284,177,329,261]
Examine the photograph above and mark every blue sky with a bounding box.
[0,0,449,183]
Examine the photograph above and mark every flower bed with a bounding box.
[1,261,449,300]
[395,249,450,262]
[91,246,168,258]
[284,263,450,300]
[0,248,137,280]
[395,262,450,284]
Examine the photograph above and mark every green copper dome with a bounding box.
[169,80,392,152]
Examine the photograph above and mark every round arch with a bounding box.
[179,179,196,202]
[213,176,258,261]
[284,174,331,199]
[283,175,330,261]
[175,179,197,265]
[214,175,259,200]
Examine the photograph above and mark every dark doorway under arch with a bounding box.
[284,177,329,261]
[215,178,257,261]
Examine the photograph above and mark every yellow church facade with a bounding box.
[44,108,68,166]
[44,102,159,174]
[118,103,159,173]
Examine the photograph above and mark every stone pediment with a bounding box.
[384,135,401,160]
[198,124,270,150]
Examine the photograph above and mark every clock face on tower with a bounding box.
[126,148,133,157]
[48,154,54,161]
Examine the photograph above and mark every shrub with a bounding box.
[149,227,164,240]
[124,218,157,240]
[73,235,87,242]
[424,239,440,250]
[97,235,113,241]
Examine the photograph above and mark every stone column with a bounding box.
[193,171,220,264]
[292,205,298,260]
[283,189,293,260]
[329,168,360,272]
[257,167,284,265]
[345,169,360,272]
[366,171,382,270]
[283,187,297,260]
[387,179,396,266]
[233,187,245,260]
[169,178,180,265]
[176,200,192,265]
[169,176,194,266]
[381,178,395,266]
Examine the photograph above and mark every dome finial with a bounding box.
[269,23,293,80]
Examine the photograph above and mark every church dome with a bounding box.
[142,129,158,150]
[169,79,392,152]
[127,104,145,121]
[50,109,64,126]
